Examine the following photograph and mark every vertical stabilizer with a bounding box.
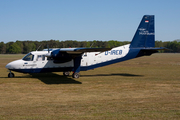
[130,15,155,48]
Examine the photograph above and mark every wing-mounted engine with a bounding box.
[48,49,79,63]
[52,52,73,63]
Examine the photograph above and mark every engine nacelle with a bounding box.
[51,49,73,63]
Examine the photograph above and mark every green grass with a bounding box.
[0,53,180,120]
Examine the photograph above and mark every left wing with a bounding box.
[58,48,112,54]
[45,47,112,63]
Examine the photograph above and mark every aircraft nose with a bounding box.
[6,63,12,69]
[5,59,23,69]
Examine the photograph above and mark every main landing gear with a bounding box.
[63,71,80,79]
[8,71,15,78]
[72,73,80,79]
[63,71,70,76]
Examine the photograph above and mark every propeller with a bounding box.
[45,44,51,57]
[47,44,49,53]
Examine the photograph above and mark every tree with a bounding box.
[8,43,21,54]
[1,39,180,53]
[0,42,6,54]
[16,40,24,53]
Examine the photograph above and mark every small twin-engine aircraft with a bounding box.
[5,15,168,78]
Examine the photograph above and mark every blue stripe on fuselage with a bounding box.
[80,48,141,71]
[9,67,74,73]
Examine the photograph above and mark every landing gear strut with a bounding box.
[72,55,81,79]
[8,71,15,78]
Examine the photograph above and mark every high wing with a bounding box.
[45,47,112,63]
[58,48,112,54]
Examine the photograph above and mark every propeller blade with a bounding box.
[47,44,49,53]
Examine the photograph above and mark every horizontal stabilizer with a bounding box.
[136,47,170,57]
[141,47,170,51]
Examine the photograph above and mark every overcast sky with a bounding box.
[0,0,180,43]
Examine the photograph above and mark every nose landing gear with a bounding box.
[8,71,15,78]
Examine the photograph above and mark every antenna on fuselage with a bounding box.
[90,42,94,48]
[36,44,42,51]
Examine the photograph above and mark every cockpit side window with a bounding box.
[22,53,34,61]
[36,55,45,61]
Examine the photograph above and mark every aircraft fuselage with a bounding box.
[6,44,130,73]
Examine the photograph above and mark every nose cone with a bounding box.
[5,63,12,69]
[5,59,23,70]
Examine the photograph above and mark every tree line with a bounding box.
[0,39,179,54]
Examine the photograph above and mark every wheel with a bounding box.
[72,73,80,78]
[8,73,14,78]
[63,71,70,76]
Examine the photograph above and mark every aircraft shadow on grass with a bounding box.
[80,73,144,77]
[1,73,82,84]
[29,73,82,84]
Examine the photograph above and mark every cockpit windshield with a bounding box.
[22,53,34,61]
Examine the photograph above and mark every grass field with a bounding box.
[0,53,180,120]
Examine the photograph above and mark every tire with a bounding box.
[8,73,14,78]
[72,73,80,78]
[63,71,70,76]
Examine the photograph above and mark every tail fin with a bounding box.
[130,15,155,48]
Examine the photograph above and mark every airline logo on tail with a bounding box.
[138,28,154,35]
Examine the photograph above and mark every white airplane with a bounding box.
[5,15,167,78]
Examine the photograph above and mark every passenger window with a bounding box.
[37,55,45,61]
